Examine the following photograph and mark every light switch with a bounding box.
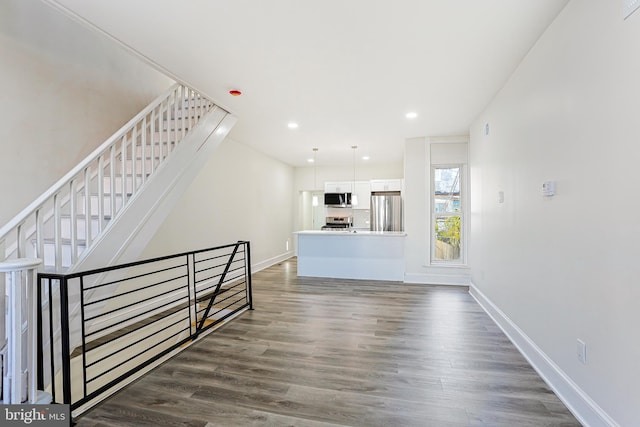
[542,181,555,197]
[497,191,504,203]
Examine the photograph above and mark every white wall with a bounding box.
[0,0,173,226]
[404,136,470,285]
[469,1,639,425]
[141,138,295,270]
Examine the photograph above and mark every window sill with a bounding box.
[427,262,469,269]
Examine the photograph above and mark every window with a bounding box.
[432,165,463,263]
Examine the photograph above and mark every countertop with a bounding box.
[295,230,406,237]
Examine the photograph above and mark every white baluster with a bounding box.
[150,108,156,174]
[97,156,104,233]
[130,127,137,195]
[35,208,43,262]
[121,135,127,204]
[110,144,116,217]
[16,223,23,258]
[84,167,91,246]
[69,180,77,263]
[0,258,44,404]
[189,89,195,131]
[173,87,179,151]
[158,100,165,164]
[53,194,61,271]
[141,117,147,184]
[181,85,186,140]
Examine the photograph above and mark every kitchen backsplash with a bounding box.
[325,207,370,229]
[352,209,370,229]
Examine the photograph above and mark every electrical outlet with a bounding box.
[577,339,587,364]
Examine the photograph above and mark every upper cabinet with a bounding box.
[324,181,352,193]
[370,179,403,192]
[323,179,401,210]
[352,181,371,210]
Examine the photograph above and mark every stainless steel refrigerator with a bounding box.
[370,193,403,231]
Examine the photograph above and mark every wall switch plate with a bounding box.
[484,122,490,136]
[577,339,587,364]
[497,191,504,203]
[624,0,640,19]
[542,181,555,197]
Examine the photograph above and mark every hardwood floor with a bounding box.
[75,258,581,426]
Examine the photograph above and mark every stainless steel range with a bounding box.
[321,216,353,230]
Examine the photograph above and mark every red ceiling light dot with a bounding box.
[229,90,242,96]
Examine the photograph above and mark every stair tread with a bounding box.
[41,238,89,245]
[82,193,133,198]
[57,214,113,220]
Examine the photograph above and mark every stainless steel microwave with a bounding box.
[324,193,351,206]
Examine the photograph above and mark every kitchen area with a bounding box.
[296,178,406,281]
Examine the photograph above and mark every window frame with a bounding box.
[430,163,465,265]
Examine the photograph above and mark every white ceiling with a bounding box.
[49,0,569,167]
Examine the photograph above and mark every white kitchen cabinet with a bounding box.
[352,181,371,210]
[370,179,403,192]
[324,181,353,193]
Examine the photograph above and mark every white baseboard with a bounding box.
[404,272,470,286]
[252,251,294,273]
[469,282,618,427]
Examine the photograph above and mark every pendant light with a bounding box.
[351,145,358,206]
[312,148,319,207]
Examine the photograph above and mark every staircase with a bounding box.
[0,83,232,271]
[0,83,236,405]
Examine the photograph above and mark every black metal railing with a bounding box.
[36,241,252,414]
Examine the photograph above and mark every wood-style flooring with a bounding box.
[75,257,581,426]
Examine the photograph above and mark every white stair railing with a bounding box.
[0,83,216,271]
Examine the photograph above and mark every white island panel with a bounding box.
[295,231,406,281]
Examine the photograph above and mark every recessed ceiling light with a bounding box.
[362,155,370,160]
[288,122,299,129]
[307,158,314,163]
[406,112,418,119]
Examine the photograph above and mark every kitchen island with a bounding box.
[295,230,406,281]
